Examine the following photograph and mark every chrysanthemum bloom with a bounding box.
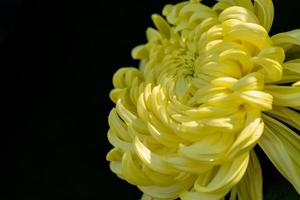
[106,0,300,199]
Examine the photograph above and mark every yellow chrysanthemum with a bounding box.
[106,0,300,199]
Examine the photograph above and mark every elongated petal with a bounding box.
[181,190,224,200]
[264,85,300,107]
[138,176,196,199]
[237,90,273,110]
[235,150,263,200]
[253,0,274,32]
[265,106,300,131]
[235,0,254,12]
[283,58,300,74]
[259,114,300,194]
[109,161,123,179]
[227,107,263,159]
[165,155,213,173]
[122,151,153,186]
[178,132,234,163]
[184,153,249,199]
[140,194,171,200]
[152,14,171,39]
[133,137,178,174]
[107,129,132,152]
[272,29,300,51]
[219,6,258,24]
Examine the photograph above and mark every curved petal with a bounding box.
[265,106,300,131]
[178,132,234,164]
[253,0,274,32]
[181,190,224,200]
[187,153,249,199]
[133,137,178,174]
[122,151,153,186]
[272,29,300,51]
[235,150,263,200]
[227,109,264,159]
[107,129,132,152]
[219,6,258,24]
[264,85,300,107]
[140,193,171,200]
[259,114,300,194]
[235,0,254,12]
[152,14,171,39]
[138,176,196,199]
[283,58,300,74]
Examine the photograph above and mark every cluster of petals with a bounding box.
[106,0,300,199]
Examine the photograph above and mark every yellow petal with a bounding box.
[132,45,149,60]
[109,161,123,178]
[165,155,213,173]
[138,176,196,199]
[178,132,234,163]
[227,108,263,159]
[152,14,171,39]
[293,81,300,87]
[232,72,264,91]
[181,190,223,200]
[190,153,249,199]
[108,108,132,142]
[234,0,254,12]
[122,151,153,186]
[253,0,274,32]
[237,90,273,110]
[283,58,300,74]
[106,148,123,162]
[272,29,300,51]
[264,85,300,107]
[265,106,300,131]
[224,22,271,50]
[133,137,178,174]
[259,114,300,194]
[235,150,263,200]
[219,6,258,24]
[107,129,132,152]
[250,56,282,83]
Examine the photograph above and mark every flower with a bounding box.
[106,0,300,199]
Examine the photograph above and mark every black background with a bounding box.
[3,0,300,199]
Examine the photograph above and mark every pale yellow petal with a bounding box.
[133,137,178,174]
[122,151,153,186]
[272,29,300,51]
[138,176,196,199]
[265,106,300,131]
[235,150,263,200]
[189,153,249,199]
[264,85,300,107]
[259,114,300,194]
[253,0,274,32]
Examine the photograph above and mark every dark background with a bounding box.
[3,0,300,199]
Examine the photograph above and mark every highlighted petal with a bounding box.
[133,137,178,174]
[237,90,273,110]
